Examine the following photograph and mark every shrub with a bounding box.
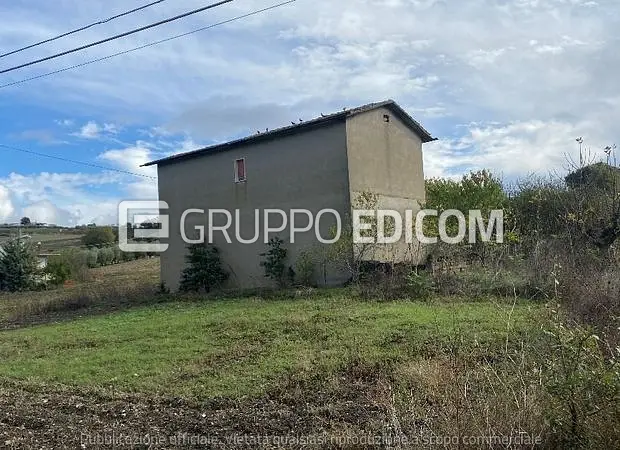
[45,256,72,286]
[295,250,316,287]
[179,244,228,293]
[86,249,99,268]
[53,248,90,282]
[97,247,115,266]
[260,237,289,287]
[82,226,116,248]
[544,318,620,448]
[405,269,433,299]
[113,246,122,264]
[121,250,136,262]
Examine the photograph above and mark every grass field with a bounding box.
[0,226,84,252]
[0,294,541,398]
[2,259,614,448]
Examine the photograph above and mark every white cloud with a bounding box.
[424,118,611,179]
[22,200,76,225]
[0,185,15,222]
[0,172,124,226]
[103,123,119,134]
[98,143,159,200]
[74,121,101,139]
[99,143,157,178]
[0,0,618,195]
[71,120,121,140]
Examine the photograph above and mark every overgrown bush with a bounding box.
[113,246,122,264]
[86,248,99,268]
[121,250,136,262]
[295,250,316,287]
[44,257,72,286]
[82,226,115,248]
[97,247,115,266]
[544,317,620,448]
[55,248,90,282]
[260,237,290,287]
[179,244,228,293]
[405,269,433,299]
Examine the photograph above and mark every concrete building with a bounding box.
[144,100,436,290]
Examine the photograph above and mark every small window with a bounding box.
[383,114,390,123]
[234,158,246,183]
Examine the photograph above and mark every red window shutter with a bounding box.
[236,159,246,181]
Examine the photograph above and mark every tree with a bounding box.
[425,170,507,265]
[0,239,38,292]
[179,244,228,293]
[426,169,506,218]
[564,162,620,252]
[81,226,116,248]
[20,217,31,226]
[509,161,620,256]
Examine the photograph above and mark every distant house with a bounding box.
[144,100,436,290]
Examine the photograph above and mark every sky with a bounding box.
[0,0,618,226]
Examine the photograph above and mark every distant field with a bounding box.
[0,258,160,325]
[0,226,85,252]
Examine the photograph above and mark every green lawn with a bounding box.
[0,293,543,399]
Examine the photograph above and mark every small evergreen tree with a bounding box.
[260,237,289,287]
[0,239,38,292]
[179,244,228,293]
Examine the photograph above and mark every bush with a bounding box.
[405,269,433,299]
[260,237,289,287]
[45,257,72,286]
[86,249,99,268]
[53,248,90,282]
[544,318,620,448]
[82,226,116,248]
[113,246,122,264]
[179,244,228,293]
[97,247,115,266]
[295,250,316,287]
[121,250,136,262]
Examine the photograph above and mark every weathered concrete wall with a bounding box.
[157,121,351,291]
[345,107,427,264]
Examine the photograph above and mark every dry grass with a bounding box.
[0,258,161,327]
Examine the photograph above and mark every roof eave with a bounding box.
[142,113,346,167]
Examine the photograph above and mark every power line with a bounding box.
[0,143,157,180]
[0,0,297,90]
[0,0,235,75]
[0,1,167,60]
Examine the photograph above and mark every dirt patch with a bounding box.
[0,376,390,449]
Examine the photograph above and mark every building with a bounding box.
[144,100,436,290]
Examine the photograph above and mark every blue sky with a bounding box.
[0,0,618,225]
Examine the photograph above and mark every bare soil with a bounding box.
[0,375,389,449]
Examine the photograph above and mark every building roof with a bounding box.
[143,99,436,167]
